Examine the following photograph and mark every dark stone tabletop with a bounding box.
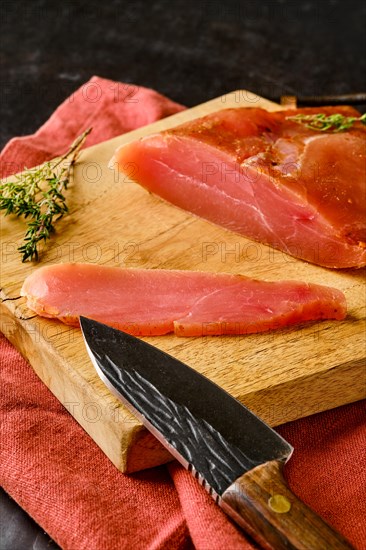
[1,0,365,548]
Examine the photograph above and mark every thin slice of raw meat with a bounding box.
[21,263,347,337]
[111,106,366,268]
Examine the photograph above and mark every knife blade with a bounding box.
[80,317,353,550]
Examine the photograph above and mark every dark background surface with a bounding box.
[1,0,366,150]
[1,0,365,548]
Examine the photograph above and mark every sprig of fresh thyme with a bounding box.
[0,128,92,262]
[286,112,366,132]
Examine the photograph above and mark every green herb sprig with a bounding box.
[0,128,92,262]
[286,112,366,132]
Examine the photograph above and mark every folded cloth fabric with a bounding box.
[0,76,185,179]
[0,76,365,550]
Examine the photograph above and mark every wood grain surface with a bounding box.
[221,460,354,549]
[1,91,365,472]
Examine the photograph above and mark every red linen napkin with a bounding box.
[1,76,365,550]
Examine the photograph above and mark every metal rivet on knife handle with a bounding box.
[268,494,291,514]
[221,460,354,550]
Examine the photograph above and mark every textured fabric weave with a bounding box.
[1,77,365,550]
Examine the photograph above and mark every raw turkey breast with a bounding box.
[21,264,347,337]
[112,106,366,268]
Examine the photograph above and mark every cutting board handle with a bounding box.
[221,459,354,550]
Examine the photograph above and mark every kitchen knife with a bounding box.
[80,317,353,550]
[279,92,366,106]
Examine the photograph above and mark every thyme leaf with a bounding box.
[286,112,366,132]
[0,128,92,262]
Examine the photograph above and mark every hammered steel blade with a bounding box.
[80,317,293,498]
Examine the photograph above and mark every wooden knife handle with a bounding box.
[221,460,354,550]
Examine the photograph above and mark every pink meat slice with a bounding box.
[112,106,366,268]
[21,263,347,337]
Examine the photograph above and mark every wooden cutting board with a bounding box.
[1,91,365,473]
